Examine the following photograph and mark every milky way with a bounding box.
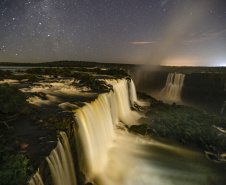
[0,0,226,66]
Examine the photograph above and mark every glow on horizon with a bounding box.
[161,57,226,67]
[162,57,199,66]
[216,62,226,67]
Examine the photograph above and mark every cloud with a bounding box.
[130,41,156,45]
[183,37,208,43]
[205,28,226,36]
[184,28,226,44]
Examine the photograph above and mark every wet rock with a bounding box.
[129,124,148,135]
[85,183,93,185]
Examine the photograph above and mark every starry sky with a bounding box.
[0,0,226,66]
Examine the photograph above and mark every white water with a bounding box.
[129,79,150,107]
[160,73,185,103]
[29,171,44,185]
[75,79,224,185]
[46,132,77,185]
[75,80,140,175]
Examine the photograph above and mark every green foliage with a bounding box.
[0,83,30,114]
[0,145,32,185]
[25,67,124,92]
[99,68,128,77]
[28,75,39,83]
[73,72,109,92]
[0,70,13,80]
[145,98,226,152]
[129,124,148,135]
[26,68,43,74]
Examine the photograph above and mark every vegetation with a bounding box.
[75,67,129,77]
[0,60,133,69]
[0,144,32,185]
[132,93,226,154]
[43,115,74,133]
[0,69,13,80]
[26,67,129,78]
[1,61,225,74]
[143,97,226,153]
[75,72,109,92]
[129,124,148,135]
[0,83,30,114]
[28,75,39,83]
[26,67,112,92]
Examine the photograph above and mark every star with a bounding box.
[0,0,224,66]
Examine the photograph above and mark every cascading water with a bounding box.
[160,72,185,103]
[75,80,140,175]
[29,78,225,185]
[113,80,141,125]
[46,132,77,185]
[74,79,225,185]
[29,171,44,185]
[129,79,150,107]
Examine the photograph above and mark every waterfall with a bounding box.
[129,79,150,107]
[129,79,138,106]
[29,78,225,185]
[75,79,140,181]
[160,73,185,103]
[74,79,224,185]
[113,80,140,125]
[46,132,77,185]
[29,171,44,185]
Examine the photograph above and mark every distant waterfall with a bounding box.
[160,73,185,103]
[46,132,77,185]
[29,171,44,185]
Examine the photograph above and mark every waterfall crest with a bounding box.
[160,73,185,103]
[46,132,77,185]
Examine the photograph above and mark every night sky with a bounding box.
[0,0,226,66]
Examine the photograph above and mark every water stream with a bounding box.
[160,73,185,103]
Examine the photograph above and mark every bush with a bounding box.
[129,124,148,135]
[0,83,30,114]
[0,144,32,185]
[28,75,39,83]
[26,68,43,74]
[145,100,226,152]
[0,70,13,80]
